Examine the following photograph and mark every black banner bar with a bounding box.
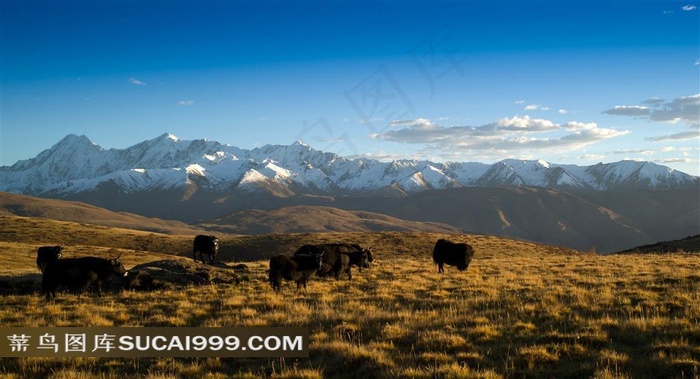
[1,327,309,357]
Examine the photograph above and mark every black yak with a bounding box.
[269,246,324,291]
[298,243,373,280]
[432,239,474,273]
[36,245,63,273]
[193,235,219,264]
[42,256,128,299]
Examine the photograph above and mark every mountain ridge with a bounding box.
[2,133,697,253]
[2,133,697,197]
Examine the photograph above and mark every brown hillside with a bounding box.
[351,187,663,253]
[616,234,700,254]
[582,189,700,242]
[0,191,204,235]
[199,205,464,235]
[0,215,559,263]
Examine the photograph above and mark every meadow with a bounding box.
[0,216,698,378]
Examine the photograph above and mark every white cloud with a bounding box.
[648,94,700,125]
[559,125,630,144]
[128,78,147,86]
[603,94,700,126]
[695,58,700,66]
[578,154,606,161]
[389,118,436,129]
[348,150,424,162]
[494,115,558,131]
[558,109,568,114]
[613,149,655,156]
[656,158,693,164]
[514,100,525,104]
[602,105,649,116]
[682,5,697,10]
[564,121,598,131]
[645,131,700,141]
[524,104,549,111]
[641,97,665,105]
[178,100,195,106]
[373,116,629,155]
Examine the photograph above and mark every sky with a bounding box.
[1,0,699,176]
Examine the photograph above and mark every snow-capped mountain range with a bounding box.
[1,133,698,197]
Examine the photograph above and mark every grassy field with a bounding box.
[0,215,699,378]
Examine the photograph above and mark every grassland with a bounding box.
[0,215,699,378]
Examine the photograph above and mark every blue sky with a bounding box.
[2,0,699,175]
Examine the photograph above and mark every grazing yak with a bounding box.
[269,246,325,291]
[193,235,219,264]
[41,256,128,300]
[432,239,475,273]
[297,243,373,280]
[36,246,63,273]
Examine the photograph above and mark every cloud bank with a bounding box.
[603,94,700,126]
[128,78,147,86]
[372,115,629,159]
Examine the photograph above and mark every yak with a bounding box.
[432,239,475,273]
[269,246,325,291]
[298,243,373,280]
[193,235,219,264]
[41,256,128,300]
[36,245,63,273]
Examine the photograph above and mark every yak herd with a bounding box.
[30,235,475,300]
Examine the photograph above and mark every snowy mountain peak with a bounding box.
[0,133,697,197]
[162,133,180,142]
[148,132,181,145]
[577,160,696,190]
[58,133,96,146]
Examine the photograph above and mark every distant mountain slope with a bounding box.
[615,235,700,254]
[2,187,697,254]
[580,190,700,244]
[1,134,697,200]
[198,205,464,235]
[329,187,663,253]
[0,192,204,235]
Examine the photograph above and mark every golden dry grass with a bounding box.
[0,216,698,378]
